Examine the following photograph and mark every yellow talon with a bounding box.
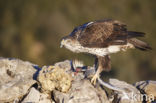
[91,74,99,85]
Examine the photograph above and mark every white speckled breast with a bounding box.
[64,41,134,57]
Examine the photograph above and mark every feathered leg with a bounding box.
[91,55,111,85]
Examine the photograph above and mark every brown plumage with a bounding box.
[60,19,152,85]
[78,19,127,47]
[78,19,150,49]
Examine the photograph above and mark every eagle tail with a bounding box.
[127,31,145,38]
[128,38,152,51]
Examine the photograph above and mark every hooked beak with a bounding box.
[60,39,65,48]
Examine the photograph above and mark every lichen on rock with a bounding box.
[38,65,72,93]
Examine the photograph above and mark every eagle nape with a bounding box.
[91,55,111,85]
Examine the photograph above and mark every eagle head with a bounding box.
[60,36,81,52]
[60,23,90,52]
[60,36,73,48]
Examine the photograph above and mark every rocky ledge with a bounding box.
[0,58,155,103]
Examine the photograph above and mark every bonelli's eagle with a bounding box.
[60,19,151,84]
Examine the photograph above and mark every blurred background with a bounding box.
[0,0,155,83]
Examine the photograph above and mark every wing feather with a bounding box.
[78,19,128,48]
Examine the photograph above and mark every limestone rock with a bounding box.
[0,58,37,102]
[54,60,71,71]
[53,79,110,103]
[98,78,142,103]
[134,80,156,102]
[109,79,142,103]
[22,87,53,103]
[1,58,155,103]
[38,65,72,93]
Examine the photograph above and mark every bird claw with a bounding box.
[91,74,98,85]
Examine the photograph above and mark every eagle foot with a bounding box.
[91,74,99,85]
